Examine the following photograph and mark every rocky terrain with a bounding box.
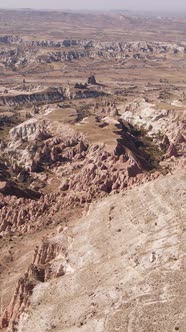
[1,170,186,332]
[0,8,186,332]
[0,38,185,68]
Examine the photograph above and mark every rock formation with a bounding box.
[0,10,186,332]
[87,75,97,85]
[1,170,185,331]
[0,115,161,235]
[1,38,186,68]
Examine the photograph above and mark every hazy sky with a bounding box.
[1,0,186,12]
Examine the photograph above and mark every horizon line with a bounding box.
[0,7,185,13]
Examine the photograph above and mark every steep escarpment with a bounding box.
[1,36,186,53]
[1,170,185,331]
[0,115,161,235]
[0,38,185,67]
[0,88,64,107]
[1,92,185,237]
[0,87,105,108]
[0,8,186,332]
[0,238,66,331]
[121,98,186,159]
[0,157,41,200]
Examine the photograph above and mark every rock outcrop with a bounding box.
[121,97,186,160]
[0,86,106,108]
[0,88,64,107]
[87,75,97,85]
[0,117,160,235]
[1,38,186,67]
[0,234,70,330]
[0,11,186,332]
[0,274,35,331]
[1,170,185,331]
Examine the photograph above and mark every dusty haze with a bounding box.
[1,0,186,12]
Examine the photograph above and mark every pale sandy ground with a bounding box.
[17,170,186,332]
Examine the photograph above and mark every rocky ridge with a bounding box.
[0,38,185,67]
[0,9,186,332]
[1,170,185,331]
[0,96,185,330]
[1,36,186,52]
[121,98,186,159]
[0,87,105,108]
[0,93,185,236]
[0,115,160,235]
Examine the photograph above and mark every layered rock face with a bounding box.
[0,87,105,108]
[1,92,185,236]
[1,170,185,331]
[1,36,186,53]
[0,81,185,332]
[0,116,160,235]
[121,98,186,160]
[0,10,186,332]
[0,38,185,67]
[0,237,67,330]
[0,88,64,107]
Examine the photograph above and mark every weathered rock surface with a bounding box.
[0,11,186,332]
[1,170,185,331]
[1,38,186,67]
[121,97,186,159]
[0,116,161,235]
[87,75,97,85]
[0,87,105,108]
[0,88,64,107]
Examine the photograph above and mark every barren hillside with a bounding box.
[2,170,186,332]
[0,8,185,332]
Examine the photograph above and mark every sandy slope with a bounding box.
[16,170,186,332]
